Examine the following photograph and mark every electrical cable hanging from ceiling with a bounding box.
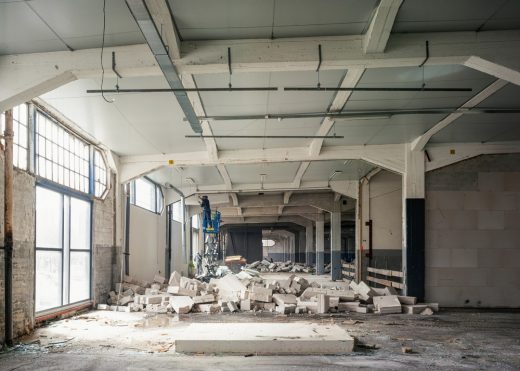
[100,0,114,104]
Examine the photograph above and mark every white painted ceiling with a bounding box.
[168,0,378,40]
[0,0,143,55]
[302,160,376,182]
[393,0,520,33]
[41,76,207,156]
[1,0,519,195]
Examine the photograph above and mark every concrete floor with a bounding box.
[1,309,520,370]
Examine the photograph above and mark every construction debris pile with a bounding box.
[99,270,438,316]
[244,259,320,273]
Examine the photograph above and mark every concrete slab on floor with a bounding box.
[174,322,354,354]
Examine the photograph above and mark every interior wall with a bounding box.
[264,236,290,262]
[170,219,189,277]
[129,205,166,283]
[0,156,36,345]
[369,170,403,270]
[92,175,118,305]
[425,154,520,308]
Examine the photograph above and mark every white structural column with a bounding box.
[330,211,342,281]
[402,144,426,300]
[359,178,370,281]
[305,223,314,266]
[315,219,325,275]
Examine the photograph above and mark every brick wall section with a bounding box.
[0,151,36,344]
[92,174,118,305]
[425,154,520,307]
[1,150,118,344]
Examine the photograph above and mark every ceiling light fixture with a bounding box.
[283,87,472,92]
[197,108,520,121]
[86,87,278,93]
[185,135,344,139]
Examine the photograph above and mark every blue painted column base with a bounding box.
[316,251,324,275]
[331,250,342,281]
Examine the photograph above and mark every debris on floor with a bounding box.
[244,259,315,273]
[100,270,439,316]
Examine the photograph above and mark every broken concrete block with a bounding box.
[384,287,398,296]
[154,274,166,284]
[250,286,273,302]
[143,295,164,305]
[117,296,134,306]
[145,304,168,313]
[97,304,108,310]
[329,297,340,308]
[170,296,194,314]
[117,305,131,313]
[351,281,376,301]
[295,305,307,314]
[272,294,297,306]
[373,295,401,314]
[145,288,159,295]
[420,307,434,316]
[192,294,215,304]
[317,294,330,314]
[354,305,371,313]
[276,304,296,314]
[196,303,220,314]
[167,285,197,297]
[263,302,276,312]
[240,299,251,311]
[398,296,417,305]
[423,303,439,312]
[151,283,161,291]
[168,271,181,286]
[227,301,239,312]
[402,304,428,314]
[337,302,360,312]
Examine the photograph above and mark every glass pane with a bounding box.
[35,250,62,312]
[134,178,156,212]
[69,251,90,303]
[36,187,62,248]
[70,197,91,250]
[171,201,182,222]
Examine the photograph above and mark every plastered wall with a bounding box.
[425,154,520,307]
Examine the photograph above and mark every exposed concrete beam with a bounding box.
[309,68,365,156]
[329,180,358,200]
[229,192,239,206]
[411,79,509,151]
[292,162,310,188]
[119,143,405,182]
[219,205,323,218]
[176,31,520,75]
[0,44,159,113]
[464,56,520,86]
[145,0,181,59]
[217,164,232,189]
[221,215,313,228]
[425,141,520,172]
[283,191,293,204]
[363,0,403,53]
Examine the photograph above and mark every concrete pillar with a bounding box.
[403,144,426,300]
[330,211,342,281]
[305,224,314,266]
[298,230,305,263]
[359,179,370,281]
[315,220,325,275]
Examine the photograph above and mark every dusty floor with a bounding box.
[1,308,519,370]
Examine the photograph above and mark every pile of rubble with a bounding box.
[99,270,437,316]
[245,260,317,273]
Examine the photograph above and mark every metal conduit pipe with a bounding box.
[165,183,187,263]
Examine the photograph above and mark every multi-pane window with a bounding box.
[130,177,164,214]
[35,186,91,312]
[1,103,29,170]
[35,111,90,193]
[94,149,108,198]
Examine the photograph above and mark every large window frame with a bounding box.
[130,176,164,215]
[35,183,93,314]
